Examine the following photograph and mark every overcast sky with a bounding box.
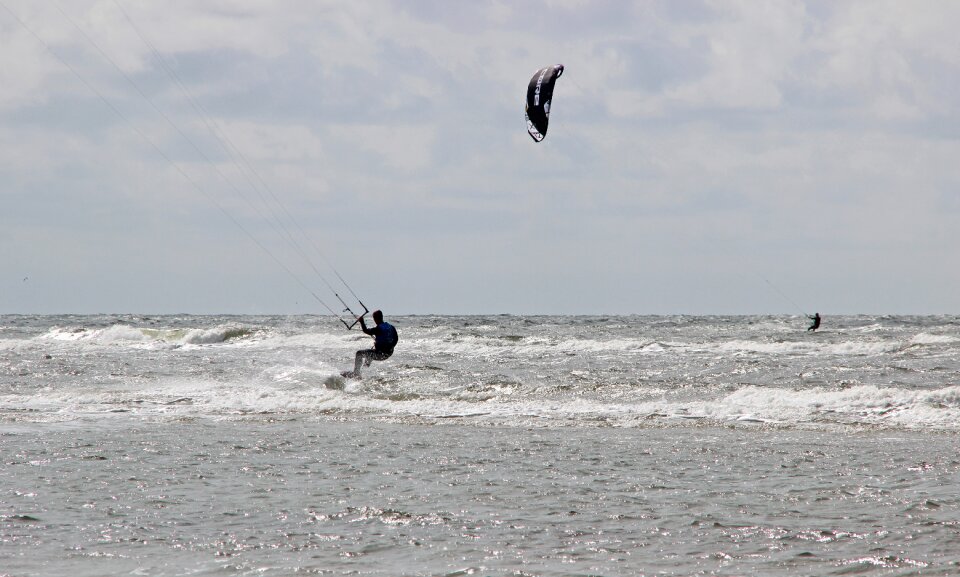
[2,1,958,316]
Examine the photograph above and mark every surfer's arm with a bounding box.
[359,316,376,336]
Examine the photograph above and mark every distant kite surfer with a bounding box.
[808,313,821,332]
[343,310,398,379]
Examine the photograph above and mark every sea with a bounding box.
[2,314,959,576]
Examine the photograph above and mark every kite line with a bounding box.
[1,0,367,328]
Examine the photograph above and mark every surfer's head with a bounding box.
[372,310,383,324]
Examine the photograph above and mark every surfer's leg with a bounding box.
[353,350,366,376]
[366,351,392,367]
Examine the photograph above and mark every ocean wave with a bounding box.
[6,374,960,432]
[691,384,960,429]
[5,314,960,432]
[36,324,259,347]
[907,333,958,346]
[179,326,254,345]
[423,334,905,359]
[40,325,148,343]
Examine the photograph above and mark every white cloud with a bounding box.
[2,0,960,313]
[812,1,960,121]
[650,0,808,111]
[328,123,436,172]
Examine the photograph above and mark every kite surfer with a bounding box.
[343,310,398,379]
[808,313,821,332]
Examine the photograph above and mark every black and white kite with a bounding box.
[525,64,564,142]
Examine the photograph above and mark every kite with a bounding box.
[525,64,564,142]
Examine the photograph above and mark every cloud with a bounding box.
[812,1,960,122]
[2,0,960,313]
[328,123,437,172]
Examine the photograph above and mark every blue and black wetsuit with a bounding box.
[363,318,398,356]
[351,317,399,376]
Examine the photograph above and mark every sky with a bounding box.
[2,0,959,316]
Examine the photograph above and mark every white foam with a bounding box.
[908,333,957,345]
[34,323,266,348]
[7,316,960,431]
[685,384,960,429]
[7,372,960,431]
[708,339,899,357]
[180,325,250,345]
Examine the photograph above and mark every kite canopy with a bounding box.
[525,64,564,142]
